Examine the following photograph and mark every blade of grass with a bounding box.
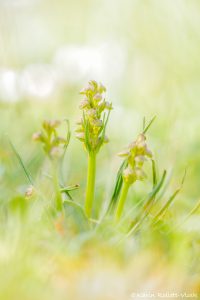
[153,169,186,223]
[143,115,156,134]
[8,139,34,186]
[143,170,167,211]
[151,159,157,187]
[185,199,200,218]
[106,159,128,214]
[82,112,91,152]
[60,119,71,183]
[60,184,79,193]
[169,198,200,234]
[142,116,146,131]
[127,170,167,235]
[97,110,111,151]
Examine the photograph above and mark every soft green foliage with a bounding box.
[0,82,200,300]
[1,1,200,298]
[24,82,199,229]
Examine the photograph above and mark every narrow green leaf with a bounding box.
[9,139,34,186]
[60,184,79,193]
[106,159,128,214]
[143,116,146,132]
[153,169,187,223]
[143,115,156,134]
[151,159,157,187]
[153,188,180,222]
[127,170,167,235]
[143,169,167,210]
[186,199,200,217]
[97,110,111,152]
[85,119,91,152]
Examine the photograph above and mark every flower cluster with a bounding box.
[76,80,112,153]
[32,120,68,159]
[118,133,152,184]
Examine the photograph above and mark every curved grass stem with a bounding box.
[115,181,130,222]
[85,152,96,218]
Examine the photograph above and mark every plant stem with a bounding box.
[115,181,130,222]
[85,151,96,218]
[52,162,62,212]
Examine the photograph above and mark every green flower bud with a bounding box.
[50,146,63,158]
[98,82,106,93]
[79,99,90,109]
[135,168,147,181]
[123,166,136,184]
[97,100,106,111]
[91,119,102,127]
[89,80,98,89]
[135,155,146,167]
[105,101,113,110]
[32,132,43,141]
[75,132,85,141]
[93,93,102,101]
[80,81,97,95]
[129,142,137,154]
[118,149,130,157]
[56,137,67,144]
[42,120,61,132]
[79,87,88,95]
[87,108,97,119]
[103,135,109,143]
[75,126,84,133]
[144,146,153,158]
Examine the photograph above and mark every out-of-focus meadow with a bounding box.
[0,1,200,299]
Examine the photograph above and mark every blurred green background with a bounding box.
[1,0,200,206]
[0,1,200,299]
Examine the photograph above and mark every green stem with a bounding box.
[85,152,96,218]
[52,162,62,212]
[115,181,130,222]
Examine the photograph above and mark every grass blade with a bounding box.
[60,184,79,193]
[151,159,157,187]
[143,169,167,211]
[153,169,186,223]
[9,139,34,186]
[143,115,156,134]
[127,170,167,235]
[106,159,128,214]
